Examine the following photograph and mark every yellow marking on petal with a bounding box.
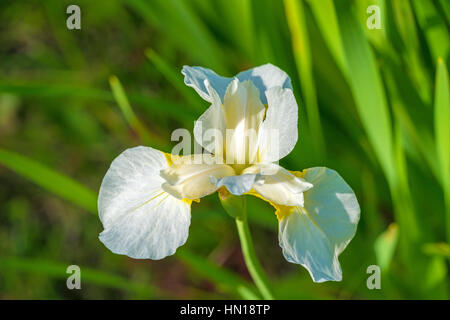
[275,206,295,221]
[263,104,268,121]
[290,170,306,178]
[160,153,202,206]
[182,198,200,205]
[129,191,165,213]
[163,152,184,167]
[155,193,170,208]
[163,152,173,166]
[245,189,295,221]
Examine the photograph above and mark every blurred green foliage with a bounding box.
[0,0,449,299]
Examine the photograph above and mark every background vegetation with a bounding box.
[0,0,449,299]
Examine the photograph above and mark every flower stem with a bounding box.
[235,198,274,300]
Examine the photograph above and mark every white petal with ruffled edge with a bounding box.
[278,167,360,282]
[98,146,191,260]
[182,63,292,104]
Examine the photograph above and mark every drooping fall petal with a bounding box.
[277,167,360,282]
[98,146,191,260]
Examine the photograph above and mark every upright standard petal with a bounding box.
[182,66,231,103]
[194,79,266,163]
[236,64,293,104]
[223,79,265,165]
[98,146,191,260]
[277,167,360,282]
[182,64,292,104]
[257,87,298,162]
[193,82,226,155]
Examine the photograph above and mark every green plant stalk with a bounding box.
[235,199,274,300]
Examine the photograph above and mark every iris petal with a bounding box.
[243,164,312,206]
[98,146,191,260]
[161,155,235,200]
[193,82,226,155]
[193,79,266,164]
[258,87,298,162]
[211,174,260,196]
[222,79,265,165]
[278,167,360,282]
[182,63,292,104]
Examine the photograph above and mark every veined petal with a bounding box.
[161,155,235,200]
[98,146,190,260]
[243,163,312,206]
[182,64,292,104]
[278,167,360,282]
[257,87,298,162]
[223,79,265,165]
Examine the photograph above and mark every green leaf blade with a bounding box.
[0,148,97,213]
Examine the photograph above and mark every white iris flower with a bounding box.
[98,64,360,283]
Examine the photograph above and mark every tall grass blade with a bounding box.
[306,0,347,76]
[335,0,395,184]
[411,0,449,63]
[434,58,450,241]
[145,49,202,112]
[284,0,325,161]
[374,223,398,271]
[0,148,97,213]
[109,75,162,146]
